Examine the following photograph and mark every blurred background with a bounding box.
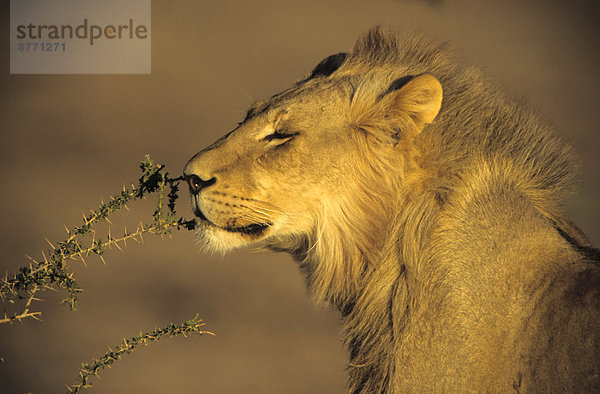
[1,0,599,392]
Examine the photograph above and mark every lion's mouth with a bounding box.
[193,205,271,236]
[223,222,271,235]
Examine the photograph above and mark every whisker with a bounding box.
[242,199,286,214]
[252,204,300,218]
[238,212,271,223]
[246,208,274,220]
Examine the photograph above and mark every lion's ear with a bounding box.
[308,53,348,79]
[384,74,443,133]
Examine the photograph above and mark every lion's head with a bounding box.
[183,33,443,260]
[184,29,576,307]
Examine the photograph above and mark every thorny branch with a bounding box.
[0,156,212,393]
[68,314,214,393]
[0,155,197,324]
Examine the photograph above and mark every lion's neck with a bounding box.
[286,183,443,392]
[273,130,585,391]
[272,144,449,392]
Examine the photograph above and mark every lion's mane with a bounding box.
[286,29,597,392]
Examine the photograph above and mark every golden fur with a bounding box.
[184,28,600,392]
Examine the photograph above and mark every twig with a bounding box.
[0,155,197,324]
[67,314,214,393]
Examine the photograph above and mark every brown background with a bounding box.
[1,1,599,393]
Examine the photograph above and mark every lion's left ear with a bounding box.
[383,74,443,134]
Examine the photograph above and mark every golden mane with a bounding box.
[297,27,582,303]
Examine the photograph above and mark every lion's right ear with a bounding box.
[382,74,443,134]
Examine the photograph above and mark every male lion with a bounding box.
[184,28,600,392]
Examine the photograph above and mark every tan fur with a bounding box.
[184,28,600,392]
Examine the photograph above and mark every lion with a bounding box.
[183,28,600,392]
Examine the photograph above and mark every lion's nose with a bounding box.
[184,174,217,194]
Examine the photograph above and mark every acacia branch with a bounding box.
[0,156,196,324]
[68,314,214,393]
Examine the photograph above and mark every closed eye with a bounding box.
[262,131,298,142]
